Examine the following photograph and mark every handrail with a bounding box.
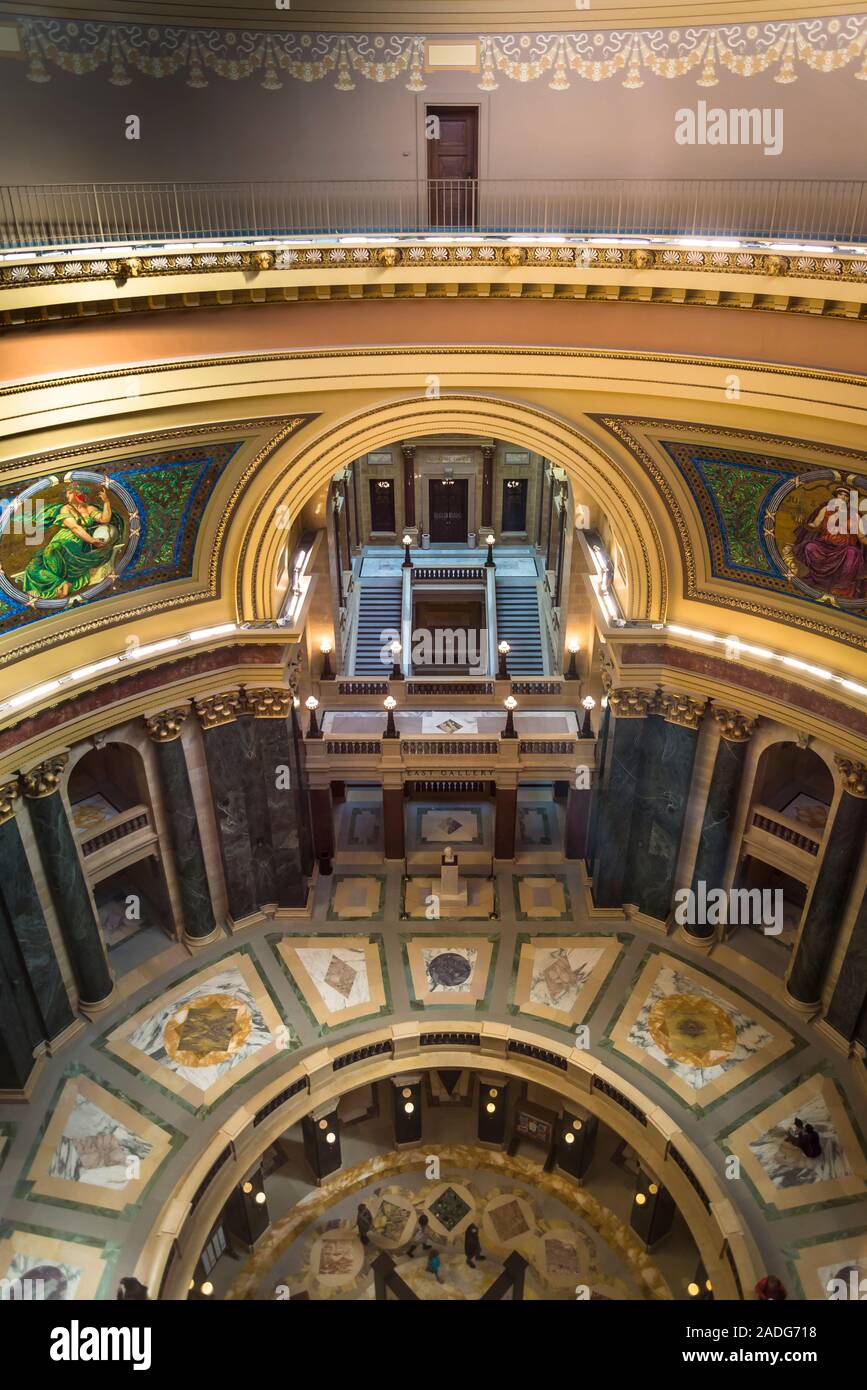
[2,178,866,251]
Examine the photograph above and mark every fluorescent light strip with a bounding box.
[665,624,867,700]
[0,623,240,721]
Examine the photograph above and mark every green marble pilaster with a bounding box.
[626,705,701,922]
[255,715,307,908]
[199,715,258,923]
[585,699,611,877]
[0,951,39,1091]
[592,696,651,908]
[146,714,216,940]
[290,699,314,877]
[687,723,752,940]
[788,766,867,1007]
[23,758,113,1008]
[0,803,74,1041]
[237,713,278,908]
[825,884,867,1042]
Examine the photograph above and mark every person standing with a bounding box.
[407,1212,432,1257]
[426,1249,444,1285]
[356,1202,373,1246]
[464,1222,485,1269]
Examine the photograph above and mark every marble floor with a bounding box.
[1,863,865,1302]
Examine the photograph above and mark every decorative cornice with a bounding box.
[144,707,190,743]
[20,754,68,798]
[13,19,867,90]
[237,687,293,719]
[0,778,20,825]
[713,707,759,742]
[835,756,867,798]
[607,687,657,719]
[659,692,706,730]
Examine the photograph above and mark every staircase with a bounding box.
[495,577,545,674]
[352,578,402,675]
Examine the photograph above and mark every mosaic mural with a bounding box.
[659,441,867,615]
[0,441,244,634]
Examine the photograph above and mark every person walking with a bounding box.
[356,1202,373,1246]
[426,1248,444,1285]
[407,1212,432,1257]
[464,1222,485,1269]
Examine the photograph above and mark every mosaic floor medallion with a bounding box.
[647,993,737,1068]
[402,935,497,1009]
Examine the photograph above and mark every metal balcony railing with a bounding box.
[1,178,866,252]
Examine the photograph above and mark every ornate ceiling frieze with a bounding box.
[9,16,867,89]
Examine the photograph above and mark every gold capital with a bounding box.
[0,778,20,825]
[144,707,189,743]
[607,687,655,719]
[194,691,241,730]
[713,707,759,743]
[21,754,68,798]
[659,692,706,730]
[835,756,867,798]
[238,687,293,719]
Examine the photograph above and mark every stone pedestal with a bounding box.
[439,849,468,909]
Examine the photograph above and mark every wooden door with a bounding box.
[429,478,468,542]
[426,106,478,228]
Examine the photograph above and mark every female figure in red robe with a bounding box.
[791,486,866,601]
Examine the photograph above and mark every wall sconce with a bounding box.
[502,695,518,740]
[319,638,334,681]
[383,695,399,739]
[241,1181,253,1195]
[254,1191,267,1205]
[305,695,321,739]
[566,639,580,681]
[497,640,510,679]
[325,1131,337,1145]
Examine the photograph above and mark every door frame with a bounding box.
[428,476,470,544]
[417,454,479,543]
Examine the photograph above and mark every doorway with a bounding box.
[502,478,528,533]
[429,478,469,542]
[426,105,479,228]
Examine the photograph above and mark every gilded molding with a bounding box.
[835,756,867,799]
[659,692,706,730]
[144,707,190,743]
[194,691,242,730]
[713,707,759,743]
[608,687,657,719]
[0,778,20,825]
[20,754,68,798]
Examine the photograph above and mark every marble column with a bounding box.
[0,779,74,1043]
[685,709,757,941]
[382,784,405,861]
[481,444,495,532]
[585,698,611,875]
[494,784,518,860]
[554,493,567,607]
[0,947,41,1093]
[309,785,335,873]
[401,443,416,531]
[23,755,113,1010]
[564,785,592,860]
[248,689,307,908]
[290,698,315,876]
[627,694,704,923]
[591,690,654,909]
[144,709,217,941]
[196,694,258,923]
[236,706,279,909]
[788,758,867,1008]
[825,882,867,1043]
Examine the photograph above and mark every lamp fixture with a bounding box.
[580,695,596,739]
[319,637,334,681]
[565,639,580,680]
[404,1102,415,1115]
[402,534,413,568]
[200,1281,214,1297]
[241,1181,253,1194]
[635,1192,647,1206]
[497,639,511,679]
[305,694,321,739]
[325,1131,337,1145]
[502,694,518,739]
[383,694,399,739]
[564,1132,575,1145]
[485,534,496,566]
[255,1191,267,1205]
[486,1102,496,1114]
[390,638,403,681]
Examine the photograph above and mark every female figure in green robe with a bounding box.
[17,484,123,600]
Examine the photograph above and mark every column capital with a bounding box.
[713,707,759,742]
[194,691,241,730]
[238,686,293,719]
[607,687,656,719]
[21,754,68,799]
[0,777,21,824]
[144,707,190,743]
[400,441,416,459]
[659,692,706,730]
[835,756,867,798]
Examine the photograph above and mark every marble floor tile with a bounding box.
[510,933,626,1030]
[513,875,572,920]
[721,1072,867,1214]
[401,934,498,1009]
[97,947,298,1114]
[402,875,497,920]
[327,875,384,920]
[415,805,485,846]
[0,1223,118,1301]
[788,1228,867,1301]
[604,949,797,1113]
[271,933,391,1032]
